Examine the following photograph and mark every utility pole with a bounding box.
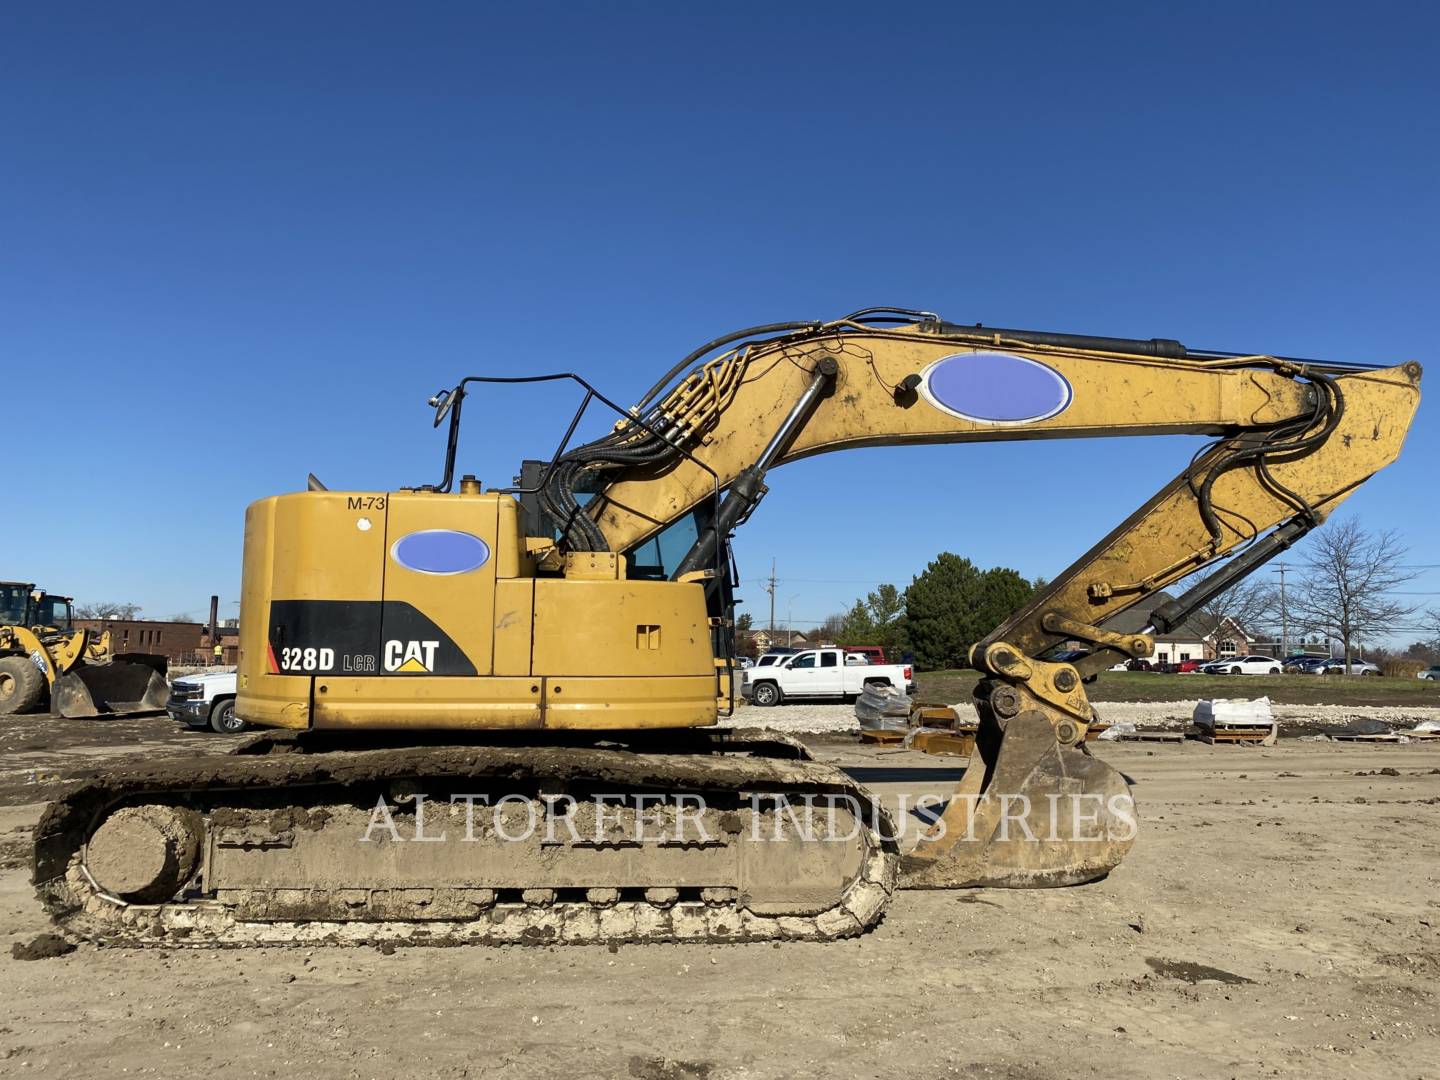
[765,559,777,636]
[1272,563,1289,658]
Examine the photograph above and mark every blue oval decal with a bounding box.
[391,530,491,575]
[920,352,1073,424]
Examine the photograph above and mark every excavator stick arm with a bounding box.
[980,361,1421,671]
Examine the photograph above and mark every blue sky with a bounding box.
[3,3,1436,637]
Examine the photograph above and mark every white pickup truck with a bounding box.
[166,670,248,733]
[740,647,914,707]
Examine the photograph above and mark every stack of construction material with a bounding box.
[855,684,912,736]
[1192,697,1277,745]
[855,689,979,756]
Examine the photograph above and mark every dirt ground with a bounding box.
[2,712,1438,1079]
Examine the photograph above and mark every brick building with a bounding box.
[76,619,204,663]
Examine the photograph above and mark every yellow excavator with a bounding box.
[0,583,168,718]
[34,309,1420,946]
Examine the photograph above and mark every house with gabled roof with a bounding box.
[751,629,809,652]
[1102,591,1255,666]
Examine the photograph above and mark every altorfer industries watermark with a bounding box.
[357,792,1137,845]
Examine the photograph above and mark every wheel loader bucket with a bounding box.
[900,709,1135,889]
[51,661,170,718]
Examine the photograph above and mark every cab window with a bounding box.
[790,653,817,669]
[37,598,72,629]
[820,652,837,667]
[624,504,715,582]
[0,585,26,625]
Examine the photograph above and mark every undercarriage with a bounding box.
[34,731,898,947]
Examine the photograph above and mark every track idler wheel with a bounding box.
[900,708,1135,889]
[85,805,202,903]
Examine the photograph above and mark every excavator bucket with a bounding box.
[900,710,1135,889]
[51,659,169,718]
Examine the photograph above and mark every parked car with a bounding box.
[1284,656,1329,674]
[1417,666,1440,681]
[752,648,801,668]
[1125,658,1154,672]
[844,645,888,665]
[1157,659,1200,673]
[1199,655,1283,675]
[735,656,754,669]
[741,647,914,706]
[1313,658,1382,676]
[166,671,247,733]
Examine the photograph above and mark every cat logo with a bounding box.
[384,639,439,673]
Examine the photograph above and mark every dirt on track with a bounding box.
[1,712,1438,1079]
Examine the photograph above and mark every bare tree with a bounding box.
[817,612,847,642]
[74,601,143,620]
[1194,579,1278,640]
[1423,609,1440,653]
[1287,518,1418,671]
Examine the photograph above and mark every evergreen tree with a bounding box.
[903,554,1036,670]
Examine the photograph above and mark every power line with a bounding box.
[1272,562,1290,657]
[740,577,892,585]
[764,559,777,634]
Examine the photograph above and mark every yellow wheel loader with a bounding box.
[0,583,168,718]
[32,310,1421,947]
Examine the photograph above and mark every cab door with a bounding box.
[784,651,820,696]
[814,650,845,695]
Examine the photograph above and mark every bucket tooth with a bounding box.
[900,708,1135,889]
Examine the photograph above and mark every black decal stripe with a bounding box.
[267,600,477,676]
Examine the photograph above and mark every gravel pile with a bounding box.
[721,699,1440,735]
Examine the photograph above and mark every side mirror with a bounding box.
[429,387,459,428]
